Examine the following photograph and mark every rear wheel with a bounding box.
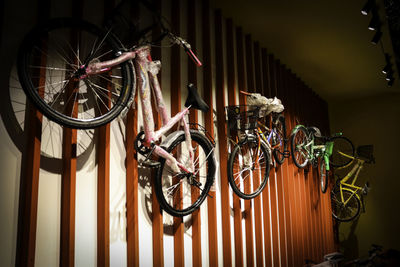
[17,18,133,129]
[330,136,354,167]
[228,136,270,199]
[291,126,310,168]
[155,130,216,217]
[331,187,361,222]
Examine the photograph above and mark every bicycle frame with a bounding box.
[337,152,365,205]
[86,46,196,174]
[292,125,333,170]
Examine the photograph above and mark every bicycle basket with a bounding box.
[357,145,375,162]
[225,105,260,133]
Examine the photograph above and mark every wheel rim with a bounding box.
[20,21,129,126]
[160,135,213,215]
[231,140,269,198]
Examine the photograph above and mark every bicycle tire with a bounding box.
[330,136,355,168]
[227,135,270,199]
[155,130,216,217]
[17,18,133,129]
[291,126,310,168]
[319,158,329,193]
[272,115,287,165]
[331,187,361,222]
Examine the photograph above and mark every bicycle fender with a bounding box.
[290,124,306,136]
[160,130,185,149]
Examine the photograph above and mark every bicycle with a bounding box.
[290,125,355,193]
[225,93,287,199]
[331,145,375,222]
[16,0,216,217]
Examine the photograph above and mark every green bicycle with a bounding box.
[290,125,354,193]
[331,145,374,222]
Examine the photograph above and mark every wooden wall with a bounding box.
[13,0,336,266]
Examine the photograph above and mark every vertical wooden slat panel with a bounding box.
[16,101,43,267]
[149,1,164,266]
[287,72,301,266]
[97,124,110,267]
[125,3,143,265]
[267,54,281,267]
[274,60,288,267]
[280,66,294,267]
[187,1,202,266]
[261,48,273,267]
[170,1,185,266]
[126,104,139,267]
[293,78,306,265]
[243,34,255,267]
[226,18,244,267]
[15,2,51,263]
[215,9,232,267]
[252,41,264,267]
[201,1,218,265]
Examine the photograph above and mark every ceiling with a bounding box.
[212,0,400,102]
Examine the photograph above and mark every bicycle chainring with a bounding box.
[134,131,152,156]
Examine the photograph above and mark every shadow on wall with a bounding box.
[339,217,360,260]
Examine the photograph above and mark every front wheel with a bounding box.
[319,159,329,193]
[290,126,310,168]
[272,115,287,165]
[155,130,216,217]
[331,187,361,222]
[17,18,133,129]
[227,136,271,199]
[330,136,355,168]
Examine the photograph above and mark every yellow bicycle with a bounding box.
[331,145,375,222]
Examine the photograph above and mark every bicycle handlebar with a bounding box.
[168,33,202,66]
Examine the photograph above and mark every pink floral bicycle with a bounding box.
[17,1,216,217]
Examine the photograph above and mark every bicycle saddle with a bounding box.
[184,83,210,113]
[307,126,322,138]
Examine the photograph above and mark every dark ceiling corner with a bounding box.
[384,0,400,78]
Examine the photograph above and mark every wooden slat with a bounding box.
[267,54,281,267]
[187,1,202,266]
[226,18,244,267]
[170,1,185,265]
[260,48,273,267]
[280,65,294,267]
[274,60,288,267]
[15,2,51,261]
[125,103,139,267]
[215,9,232,267]
[201,1,218,265]
[148,1,164,266]
[16,104,43,267]
[251,40,264,267]
[97,124,110,267]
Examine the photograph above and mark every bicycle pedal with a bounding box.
[283,151,291,158]
[140,159,161,168]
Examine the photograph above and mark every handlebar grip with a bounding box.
[185,47,202,67]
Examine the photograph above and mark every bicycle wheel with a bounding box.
[319,159,329,193]
[227,136,271,199]
[331,187,361,222]
[330,136,354,168]
[272,115,287,165]
[291,126,310,168]
[155,130,216,217]
[18,18,133,129]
